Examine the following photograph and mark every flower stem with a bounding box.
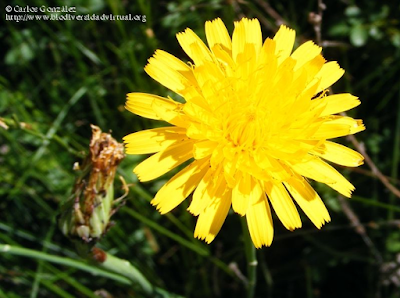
[90,247,183,297]
[241,218,257,298]
[98,251,154,295]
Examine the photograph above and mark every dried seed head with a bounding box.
[59,125,125,243]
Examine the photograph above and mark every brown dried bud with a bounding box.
[59,125,125,243]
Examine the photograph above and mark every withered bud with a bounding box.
[59,125,125,243]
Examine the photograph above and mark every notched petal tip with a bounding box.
[186,206,198,215]
[205,234,216,244]
[273,24,296,64]
[254,238,273,249]
[133,168,144,182]
[333,183,355,198]
[287,222,303,232]
[151,201,162,212]
[206,17,222,25]
[194,230,206,241]
[233,210,247,217]
[316,216,331,229]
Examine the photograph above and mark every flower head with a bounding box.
[124,18,365,248]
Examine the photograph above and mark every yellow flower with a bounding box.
[124,18,365,248]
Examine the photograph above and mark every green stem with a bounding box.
[0,244,182,298]
[123,208,208,256]
[100,252,154,294]
[241,218,257,298]
[388,86,400,220]
[92,249,183,297]
[0,244,130,284]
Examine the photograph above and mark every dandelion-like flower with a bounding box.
[124,18,365,248]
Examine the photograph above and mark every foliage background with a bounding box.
[1,0,400,297]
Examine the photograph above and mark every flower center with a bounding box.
[223,106,265,151]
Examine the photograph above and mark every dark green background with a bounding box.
[1,0,400,297]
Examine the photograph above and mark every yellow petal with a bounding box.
[313,61,345,93]
[183,93,210,113]
[205,18,232,52]
[272,56,296,89]
[144,50,195,94]
[231,19,246,63]
[232,18,262,62]
[284,177,330,229]
[311,141,364,167]
[222,152,240,187]
[232,172,251,216]
[291,41,322,71]
[291,78,320,117]
[312,116,365,139]
[273,25,296,65]
[237,155,271,182]
[299,55,325,86]
[134,140,195,182]
[259,38,276,65]
[291,157,355,197]
[176,28,213,65]
[194,182,231,243]
[186,122,209,140]
[126,93,180,120]
[243,18,262,55]
[151,96,190,127]
[265,181,302,230]
[191,62,224,89]
[123,127,187,154]
[210,44,235,74]
[319,93,361,116]
[246,182,274,248]
[254,153,291,181]
[193,140,218,159]
[151,158,209,214]
[187,167,219,216]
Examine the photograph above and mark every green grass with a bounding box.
[1,0,400,297]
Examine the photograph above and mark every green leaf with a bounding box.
[350,24,368,47]
[345,6,361,17]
